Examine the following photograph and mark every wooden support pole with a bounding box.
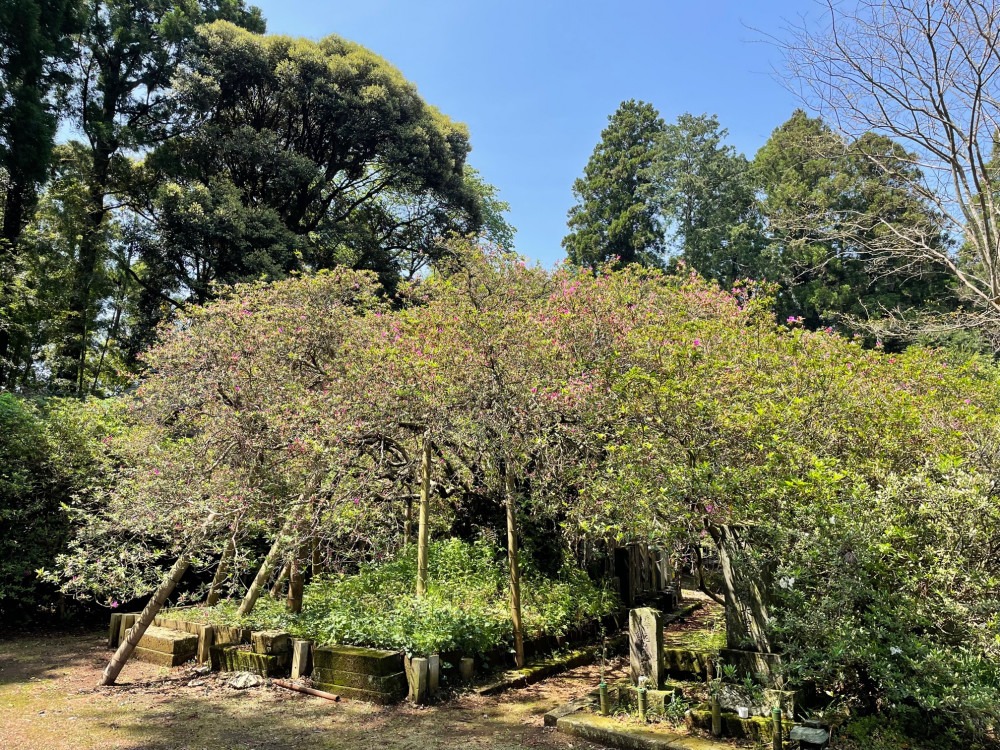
[505,470,525,668]
[404,498,413,547]
[99,553,191,686]
[287,543,305,614]
[237,519,293,618]
[416,436,431,597]
[205,537,235,606]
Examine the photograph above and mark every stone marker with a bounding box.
[291,639,312,679]
[108,613,122,648]
[790,724,830,749]
[118,613,138,645]
[197,625,214,664]
[459,657,474,682]
[405,656,429,703]
[629,607,663,689]
[427,654,440,694]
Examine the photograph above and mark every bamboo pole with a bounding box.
[505,470,525,668]
[99,553,191,686]
[416,437,431,596]
[404,498,413,547]
[205,537,235,606]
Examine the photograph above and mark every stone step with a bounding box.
[137,626,199,656]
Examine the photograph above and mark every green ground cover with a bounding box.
[167,539,619,657]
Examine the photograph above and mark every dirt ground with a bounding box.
[0,626,629,750]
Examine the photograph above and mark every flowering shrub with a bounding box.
[51,242,1000,739]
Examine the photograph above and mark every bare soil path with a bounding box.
[0,627,625,750]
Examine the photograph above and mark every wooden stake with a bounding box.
[505,470,525,668]
[416,436,431,596]
[404,497,413,547]
[287,547,305,614]
[206,537,235,606]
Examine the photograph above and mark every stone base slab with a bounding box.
[131,646,195,667]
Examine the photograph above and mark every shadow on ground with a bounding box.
[0,628,613,750]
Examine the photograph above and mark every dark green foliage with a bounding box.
[125,21,485,358]
[754,110,957,333]
[0,395,118,615]
[55,0,265,392]
[563,99,667,268]
[0,0,81,383]
[657,113,764,286]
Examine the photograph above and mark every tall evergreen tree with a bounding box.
[563,100,666,268]
[755,110,956,332]
[55,0,265,393]
[123,22,484,360]
[657,113,764,286]
[0,0,81,384]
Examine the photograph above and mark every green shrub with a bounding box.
[178,538,619,656]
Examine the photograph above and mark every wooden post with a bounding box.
[505,470,525,668]
[99,553,191,686]
[416,437,431,597]
[404,498,413,547]
[311,537,324,577]
[287,541,305,613]
[205,537,235,606]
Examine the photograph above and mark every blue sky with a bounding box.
[252,0,813,266]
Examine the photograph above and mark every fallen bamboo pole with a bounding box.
[272,679,340,702]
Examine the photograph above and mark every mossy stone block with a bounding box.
[661,647,710,679]
[252,630,290,655]
[312,667,407,693]
[687,706,793,742]
[210,644,286,677]
[138,626,199,655]
[312,645,402,676]
[213,626,251,645]
[131,646,192,667]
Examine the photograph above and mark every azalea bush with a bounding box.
[51,241,1000,741]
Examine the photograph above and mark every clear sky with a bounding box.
[251,0,813,266]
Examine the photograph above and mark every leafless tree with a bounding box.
[777,0,1000,331]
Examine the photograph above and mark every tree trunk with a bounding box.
[712,524,773,653]
[99,553,190,686]
[416,437,431,596]
[205,537,235,606]
[505,472,525,668]
[237,523,292,618]
[696,544,724,606]
[59,153,110,392]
